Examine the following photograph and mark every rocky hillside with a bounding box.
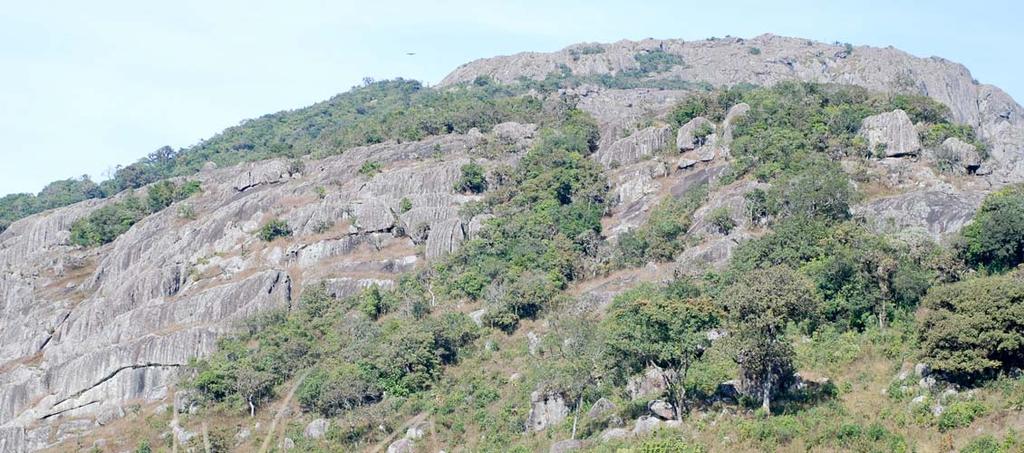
[1,34,1023,452]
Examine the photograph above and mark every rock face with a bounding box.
[0,128,533,451]
[443,34,1024,183]
[861,110,921,157]
[4,34,1024,451]
[853,190,984,240]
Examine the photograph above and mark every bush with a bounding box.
[616,185,707,266]
[937,400,988,431]
[258,219,292,241]
[917,272,1024,382]
[69,180,201,247]
[961,184,1024,272]
[358,161,382,177]
[709,207,736,234]
[454,162,487,193]
[399,197,413,213]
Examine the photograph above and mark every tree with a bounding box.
[724,267,819,413]
[604,284,719,419]
[917,272,1024,383]
[544,313,608,439]
[233,360,275,417]
[961,184,1024,272]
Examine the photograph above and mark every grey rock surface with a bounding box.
[861,110,921,157]
[526,391,569,432]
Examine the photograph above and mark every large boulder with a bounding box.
[304,418,329,439]
[721,103,751,145]
[550,439,584,453]
[626,367,675,401]
[594,125,672,167]
[860,109,921,158]
[677,117,717,152]
[648,400,676,420]
[631,416,663,436]
[940,137,983,172]
[526,391,569,432]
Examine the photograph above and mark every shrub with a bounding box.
[454,162,487,193]
[616,185,707,266]
[258,219,292,241]
[937,400,988,431]
[399,197,413,213]
[358,161,382,177]
[917,272,1024,382]
[709,207,736,234]
[961,184,1024,272]
[69,180,201,247]
[748,47,762,55]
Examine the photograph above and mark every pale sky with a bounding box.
[1,0,1021,195]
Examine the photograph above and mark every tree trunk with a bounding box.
[761,381,771,414]
[248,397,255,417]
[571,394,583,440]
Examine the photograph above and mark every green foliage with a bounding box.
[399,197,413,213]
[604,283,719,416]
[617,185,707,266]
[708,207,736,234]
[437,109,607,316]
[358,160,382,177]
[888,93,952,124]
[0,176,101,233]
[135,439,152,453]
[69,180,201,247]
[191,280,478,417]
[454,162,488,193]
[633,49,684,73]
[917,272,1024,382]
[961,184,1024,272]
[257,218,292,242]
[748,47,762,55]
[937,400,988,431]
[724,267,820,411]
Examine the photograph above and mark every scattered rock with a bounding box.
[600,427,630,441]
[791,371,830,392]
[405,421,428,440]
[236,427,252,442]
[387,438,414,453]
[632,416,663,436]
[626,367,675,401]
[941,137,982,172]
[677,158,699,169]
[550,439,584,453]
[528,331,541,356]
[716,380,740,401]
[587,398,617,420]
[648,400,676,420]
[304,418,329,439]
[527,391,570,431]
[469,309,487,327]
[915,363,931,378]
[281,437,295,450]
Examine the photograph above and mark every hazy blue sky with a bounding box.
[2,0,1021,195]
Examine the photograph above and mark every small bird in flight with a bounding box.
[406,52,416,56]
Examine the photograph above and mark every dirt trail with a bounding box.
[258,371,310,453]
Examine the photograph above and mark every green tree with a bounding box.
[917,272,1024,382]
[961,184,1024,272]
[724,267,819,413]
[604,284,719,419]
[454,162,488,193]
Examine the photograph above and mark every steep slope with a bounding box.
[1,34,1022,452]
